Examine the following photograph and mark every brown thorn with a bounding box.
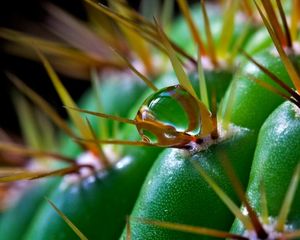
[255,0,300,93]
[64,106,137,125]
[210,88,218,139]
[246,74,299,106]
[275,0,292,48]
[131,217,249,240]
[126,216,131,240]
[132,5,198,66]
[0,142,74,164]
[218,152,268,239]
[241,51,300,104]
[241,0,254,21]
[170,41,197,66]
[260,0,287,47]
[85,0,196,65]
[177,0,207,56]
[73,137,158,147]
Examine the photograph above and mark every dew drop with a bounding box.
[135,85,204,147]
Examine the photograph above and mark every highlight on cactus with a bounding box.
[0,0,300,239]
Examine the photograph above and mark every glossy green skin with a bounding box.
[231,101,300,234]
[0,179,58,240]
[221,51,295,132]
[121,126,256,240]
[24,145,160,240]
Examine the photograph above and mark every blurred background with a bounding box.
[0,0,92,136]
[0,0,198,137]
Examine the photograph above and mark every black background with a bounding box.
[0,0,143,136]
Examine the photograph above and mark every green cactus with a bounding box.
[0,1,300,240]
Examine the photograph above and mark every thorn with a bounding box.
[201,0,218,66]
[276,163,300,232]
[241,51,300,105]
[65,106,137,125]
[275,0,292,48]
[131,217,248,239]
[177,0,207,56]
[218,153,268,239]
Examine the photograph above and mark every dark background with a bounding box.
[0,0,144,136]
[0,0,197,137]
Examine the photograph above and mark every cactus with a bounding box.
[0,1,300,240]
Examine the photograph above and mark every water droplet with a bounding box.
[135,85,204,147]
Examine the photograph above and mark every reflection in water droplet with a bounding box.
[135,85,209,148]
